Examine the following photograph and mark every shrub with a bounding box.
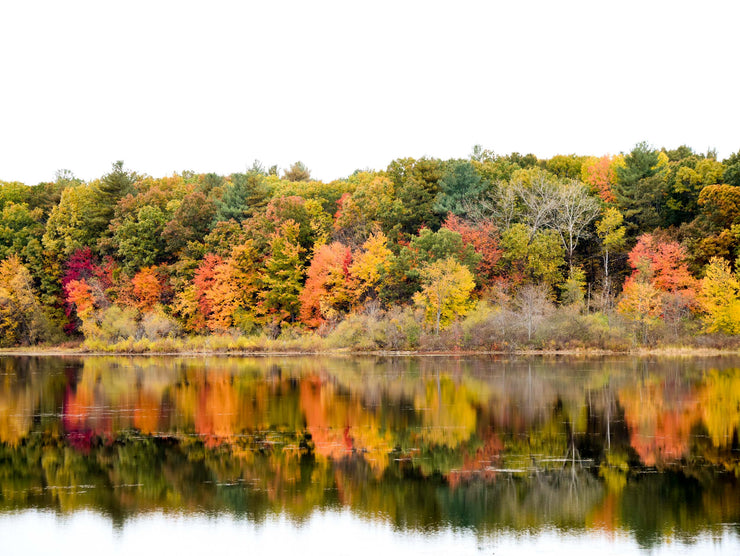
[99,306,138,342]
[141,307,181,340]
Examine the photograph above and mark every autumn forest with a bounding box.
[2,143,740,351]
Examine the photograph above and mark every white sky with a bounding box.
[1,0,739,184]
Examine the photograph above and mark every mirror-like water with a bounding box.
[1,355,739,554]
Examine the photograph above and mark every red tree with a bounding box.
[442,214,502,287]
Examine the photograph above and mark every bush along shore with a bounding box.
[3,145,740,353]
[5,301,739,356]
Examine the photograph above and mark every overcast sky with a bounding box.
[1,0,738,184]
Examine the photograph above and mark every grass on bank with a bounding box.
[69,301,740,355]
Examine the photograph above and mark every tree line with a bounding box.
[2,143,740,349]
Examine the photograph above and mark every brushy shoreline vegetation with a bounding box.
[2,144,740,354]
[4,302,740,356]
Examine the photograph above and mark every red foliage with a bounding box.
[334,192,352,224]
[61,248,96,291]
[442,214,502,286]
[62,248,109,333]
[628,234,697,293]
[625,234,699,320]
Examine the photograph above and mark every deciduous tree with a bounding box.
[348,231,394,305]
[0,255,50,346]
[299,242,353,327]
[596,207,627,308]
[698,257,740,334]
[259,221,305,327]
[413,257,476,334]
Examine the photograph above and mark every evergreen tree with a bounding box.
[434,160,487,217]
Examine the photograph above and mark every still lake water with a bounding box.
[1,355,739,555]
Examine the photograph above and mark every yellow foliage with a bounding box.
[699,257,740,334]
[348,231,393,304]
[413,376,478,448]
[0,254,48,346]
[413,256,476,333]
[700,368,740,448]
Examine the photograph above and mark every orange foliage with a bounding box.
[131,266,163,311]
[195,375,239,447]
[619,381,701,467]
[183,253,250,332]
[299,242,352,327]
[581,155,617,203]
[299,376,354,460]
[133,391,161,435]
[65,279,95,318]
[621,234,699,327]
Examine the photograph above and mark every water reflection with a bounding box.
[1,355,739,548]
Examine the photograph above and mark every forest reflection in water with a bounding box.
[0,354,739,550]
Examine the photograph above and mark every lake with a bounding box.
[1,355,739,554]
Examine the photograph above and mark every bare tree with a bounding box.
[464,180,519,232]
[513,284,553,341]
[552,180,601,269]
[515,174,559,237]
[466,174,600,273]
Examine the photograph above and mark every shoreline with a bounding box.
[2,346,740,358]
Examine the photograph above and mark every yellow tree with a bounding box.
[596,207,626,308]
[348,231,393,306]
[0,255,50,346]
[413,256,475,334]
[698,257,740,334]
[617,276,662,343]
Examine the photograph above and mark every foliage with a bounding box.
[501,224,564,289]
[442,214,501,286]
[618,233,698,342]
[348,232,394,305]
[215,171,270,222]
[627,233,697,294]
[413,257,476,333]
[131,266,165,311]
[332,173,398,246]
[42,184,105,258]
[0,201,43,261]
[259,221,305,328]
[113,205,168,273]
[614,142,669,235]
[434,160,487,217]
[4,145,740,349]
[386,157,444,238]
[560,266,587,307]
[698,257,740,334]
[283,161,311,182]
[161,191,216,255]
[697,184,740,230]
[617,277,663,343]
[581,155,619,203]
[0,255,50,346]
[299,242,353,327]
[595,207,627,307]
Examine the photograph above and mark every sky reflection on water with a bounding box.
[2,509,738,556]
